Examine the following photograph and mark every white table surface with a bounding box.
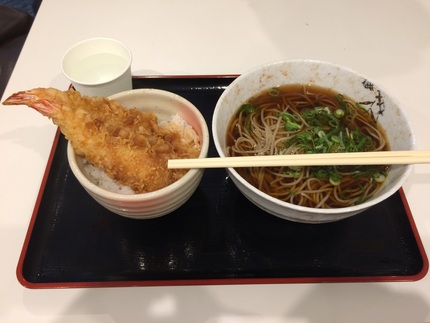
[2,0,430,322]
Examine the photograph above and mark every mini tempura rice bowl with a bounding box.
[67,88,209,219]
[212,59,414,223]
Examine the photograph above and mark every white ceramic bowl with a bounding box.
[67,88,209,219]
[212,59,415,223]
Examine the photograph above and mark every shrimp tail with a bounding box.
[2,89,59,117]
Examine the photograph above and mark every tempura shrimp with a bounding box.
[3,88,200,193]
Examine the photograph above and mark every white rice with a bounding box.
[81,159,135,194]
[159,114,200,147]
[80,114,198,195]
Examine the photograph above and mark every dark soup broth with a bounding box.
[226,84,390,208]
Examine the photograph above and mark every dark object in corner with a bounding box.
[0,6,34,97]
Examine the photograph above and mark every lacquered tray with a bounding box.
[17,76,428,288]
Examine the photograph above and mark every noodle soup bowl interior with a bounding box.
[212,59,414,223]
[67,88,209,219]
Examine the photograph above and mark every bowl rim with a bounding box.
[67,88,209,201]
[212,58,415,215]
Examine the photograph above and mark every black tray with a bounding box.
[17,76,428,288]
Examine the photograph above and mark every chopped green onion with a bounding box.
[314,106,331,114]
[286,121,301,131]
[329,174,342,186]
[283,169,301,178]
[336,94,349,112]
[328,119,339,128]
[269,87,280,97]
[334,109,345,118]
[284,96,377,158]
[373,173,386,183]
[279,112,301,131]
[314,168,330,178]
[238,104,255,115]
[331,135,340,143]
[277,93,389,193]
[301,108,315,119]
[317,130,326,138]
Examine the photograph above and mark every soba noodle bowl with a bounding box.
[226,84,390,208]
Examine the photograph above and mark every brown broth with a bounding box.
[226,84,390,208]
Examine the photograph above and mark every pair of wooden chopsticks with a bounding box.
[167,150,430,169]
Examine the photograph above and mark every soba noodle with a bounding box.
[226,84,390,208]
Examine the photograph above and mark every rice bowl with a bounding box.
[67,88,209,219]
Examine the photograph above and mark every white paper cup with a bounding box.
[61,38,132,97]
